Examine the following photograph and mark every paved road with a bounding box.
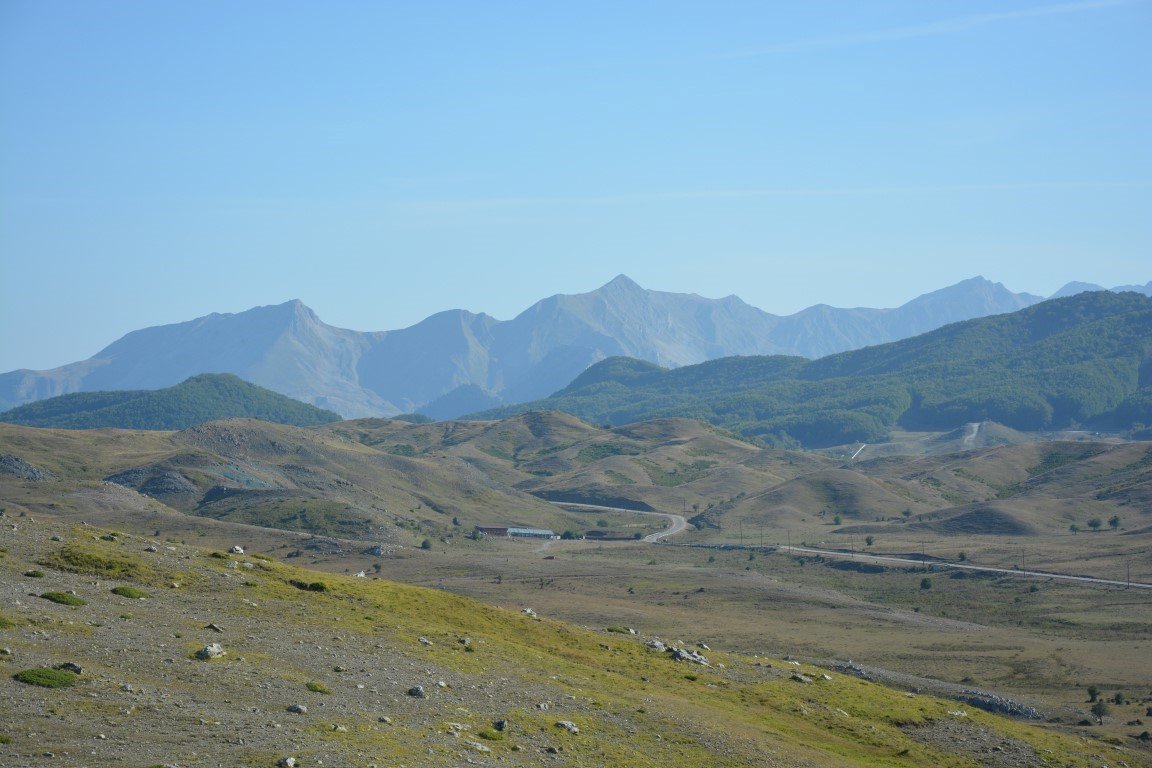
[547,501,692,542]
[777,544,1152,590]
[546,500,1149,589]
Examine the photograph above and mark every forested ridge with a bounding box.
[0,373,341,430]
[476,292,1152,447]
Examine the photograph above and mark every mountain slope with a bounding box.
[0,373,341,430]
[477,291,1152,447]
[0,275,1124,418]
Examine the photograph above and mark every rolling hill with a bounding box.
[477,291,1152,447]
[0,373,341,430]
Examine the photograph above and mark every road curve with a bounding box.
[546,501,692,542]
[777,545,1152,590]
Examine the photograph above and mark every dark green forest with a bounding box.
[0,373,341,430]
[476,292,1152,447]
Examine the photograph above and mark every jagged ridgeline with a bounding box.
[477,291,1152,447]
[0,373,341,430]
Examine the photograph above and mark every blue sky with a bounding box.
[1,0,1149,371]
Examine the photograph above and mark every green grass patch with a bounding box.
[0,613,16,629]
[0,735,11,743]
[23,569,45,578]
[40,591,86,606]
[13,667,78,688]
[39,542,151,582]
[110,586,150,599]
[477,728,504,741]
[305,681,332,694]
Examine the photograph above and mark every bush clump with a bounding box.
[23,569,45,578]
[305,681,332,694]
[289,579,328,592]
[40,591,86,606]
[111,586,150,599]
[13,667,77,688]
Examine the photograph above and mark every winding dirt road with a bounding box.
[547,501,691,542]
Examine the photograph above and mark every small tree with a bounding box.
[1113,691,1125,705]
[958,551,967,562]
[1087,685,1099,702]
[1087,517,1103,532]
[833,514,842,525]
[1069,523,1080,533]
[1091,700,1109,723]
[1108,515,1120,530]
[920,577,932,590]
[865,535,874,547]
[420,538,432,550]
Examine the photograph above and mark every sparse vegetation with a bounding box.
[111,586,150,599]
[305,681,332,694]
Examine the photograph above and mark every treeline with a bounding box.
[0,373,341,430]
[476,292,1152,447]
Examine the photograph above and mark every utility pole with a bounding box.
[1021,547,1026,577]
[759,523,764,549]
[739,520,744,547]
[1127,560,1132,590]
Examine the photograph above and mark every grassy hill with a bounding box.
[475,291,1152,447]
[0,373,342,430]
[0,517,1143,767]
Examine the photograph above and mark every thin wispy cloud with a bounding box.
[725,0,1141,57]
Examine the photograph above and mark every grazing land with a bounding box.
[1,413,1150,764]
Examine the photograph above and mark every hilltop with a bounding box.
[0,374,341,430]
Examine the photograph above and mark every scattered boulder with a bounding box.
[230,545,245,554]
[287,704,308,714]
[55,662,83,674]
[277,758,297,768]
[522,608,537,617]
[670,647,710,665]
[555,720,580,734]
[645,640,667,652]
[493,719,509,732]
[407,686,426,698]
[195,643,226,660]
[791,672,813,684]
[418,636,433,646]
[204,623,224,633]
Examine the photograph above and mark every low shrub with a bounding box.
[23,569,45,578]
[13,668,77,688]
[111,586,150,599]
[40,591,86,606]
[306,681,332,694]
[289,579,328,592]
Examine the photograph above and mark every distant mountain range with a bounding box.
[1,276,1148,419]
[0,373,340,430]
[478,291,1152,447]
